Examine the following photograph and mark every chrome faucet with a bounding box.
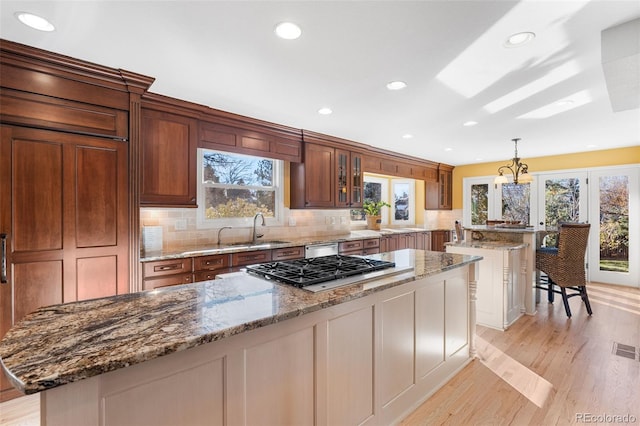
[252,213,266,244]
[217,226,232,245]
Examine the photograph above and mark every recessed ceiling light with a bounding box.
[475,158,484,161]
[444,148,453,152]
[386,81,407,90]
[586,144,598,148]
[556,100,574,107]
[14,12,55,32]
[402,134,413,139]
[463,121,478,127]
[504,32,535,48]
[318,107,332,115]
[274,22,302,40]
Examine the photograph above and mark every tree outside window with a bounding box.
[200,150,278,221]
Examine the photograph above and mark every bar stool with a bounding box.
[535,223,593,317]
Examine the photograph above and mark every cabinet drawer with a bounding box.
[143,258,193,279]
[194,254,230,271]
[272,246,304,261]
[232,250,272,266]
[194,270,229,282]
[362,247,380,255]
[143,273,193,290]
[339,240,363,253]
[363,238,380,249]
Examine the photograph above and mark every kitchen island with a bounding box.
[446,240,528,330]
[0,249,480,426]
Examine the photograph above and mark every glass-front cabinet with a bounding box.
[336,149,363,208]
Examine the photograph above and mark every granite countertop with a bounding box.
[463,225,538,234]
[141,228,451,262]
[446,241,529,250]
[0,249,480,395]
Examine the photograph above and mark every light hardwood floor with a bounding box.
[1,282,638,426]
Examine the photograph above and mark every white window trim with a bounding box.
[391,178,415,226]
[350,175,390,226]
[195,149,284,229]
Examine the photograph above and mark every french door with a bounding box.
[588,168,639,287]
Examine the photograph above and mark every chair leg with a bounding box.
[560,287,572,317]
[547,277,555,303]
[581,286,593,315]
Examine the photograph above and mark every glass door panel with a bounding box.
[501,182,531,224]
[589,168,638,287]
[536,172,588,247]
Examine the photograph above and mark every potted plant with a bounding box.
[363,200,390,230]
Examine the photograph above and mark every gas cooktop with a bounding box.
[245,254,412,292]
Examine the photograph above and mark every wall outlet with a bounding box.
[325,216,331,225]
[288,217,296,226]
[340,216,347,224]
[174,219,187,230]
[330,216,336,225]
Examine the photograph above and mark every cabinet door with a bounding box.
[350,152,363,208]
[431,231,450,252]
[1,126,129,398]
[439,170,452,210]
[335,149,350,208]
[141,109,197,206]
[425,170,453,210]
[303,143,335,207]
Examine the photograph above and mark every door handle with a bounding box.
[1,233,7,284]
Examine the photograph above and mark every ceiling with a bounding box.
[1,1,639,166]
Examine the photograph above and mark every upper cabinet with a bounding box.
[199,121,301,163]
[140,108,198,207]
[290,132,364,209]
[425,165,453,210]
[336,149,363,208]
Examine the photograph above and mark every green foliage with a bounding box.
[363,200,390,216]
[205,198,273,219]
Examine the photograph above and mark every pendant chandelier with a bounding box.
[494,138,533,185]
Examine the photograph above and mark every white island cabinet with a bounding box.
[0,250,480,426]
[446,241,527,330]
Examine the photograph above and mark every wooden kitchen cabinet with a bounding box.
[272,246,304,261]
[290,142,335,208]
[339,240,364,255]
[290,132,364,209]
[362,238,381,255]
[140,108,198,207]
[380,234,399,253]
[431,230,451,252]
[426,167,453,210]
[1,125,130,398]
[415,231,432,251]
[199,121,302,163]
[143,258,194,290]
[193,254,231,282]
[231,250,273,268]
[335,149,363,208]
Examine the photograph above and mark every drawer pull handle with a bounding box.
[156,264,180,271]
[204,259,222,266]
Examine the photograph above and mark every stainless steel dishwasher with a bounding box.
[304,242,339,258]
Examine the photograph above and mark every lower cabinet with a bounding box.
[142,258,193,290]
[42,266,474,426]
[431,230,451,252]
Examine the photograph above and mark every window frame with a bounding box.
[196,148,284,229]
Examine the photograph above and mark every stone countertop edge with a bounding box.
[0,249,480,395]
[141,228,452,262]
[463,225,538,233]
[445,241,529,250]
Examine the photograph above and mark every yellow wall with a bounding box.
[452,146,640,209]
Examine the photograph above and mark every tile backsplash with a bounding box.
[140,207,462,253]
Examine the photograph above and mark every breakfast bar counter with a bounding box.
[0,249,481,426]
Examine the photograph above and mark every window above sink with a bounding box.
[196,149,284,229]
